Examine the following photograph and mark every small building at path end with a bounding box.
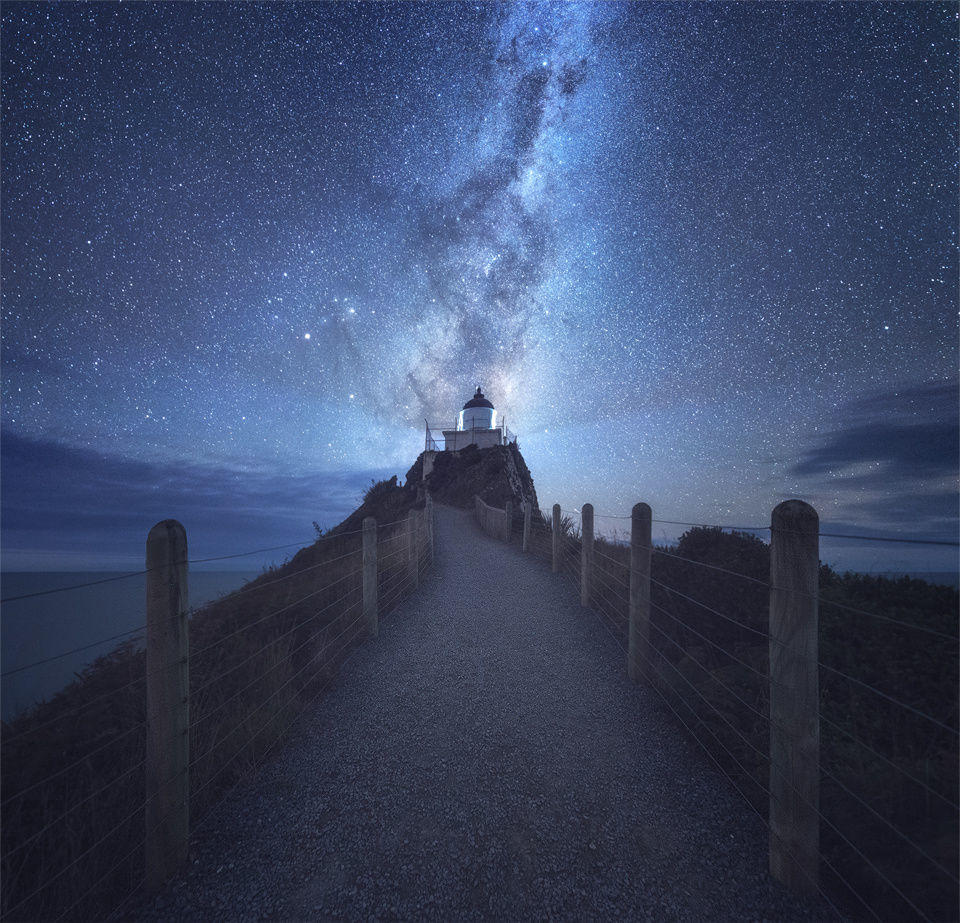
[423,387,517,472]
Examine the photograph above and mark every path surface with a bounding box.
[142,506,829,921]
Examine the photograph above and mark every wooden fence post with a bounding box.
[407,509,420,590]
[419,508,426,569]
[769,499,820,895]
[145,519,189,891]
[363,516,378,638]
[628,502,652,683]
[426,494,434,561]
[505,500,513,543]
[580,503,594,607]
[522,501,531,553]
[551,503,561,573]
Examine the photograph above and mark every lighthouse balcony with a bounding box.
[424,420,517,453]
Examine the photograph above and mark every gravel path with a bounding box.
[141,505,831,921]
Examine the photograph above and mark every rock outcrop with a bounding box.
[329,442,539,536]
[406,442,538,512]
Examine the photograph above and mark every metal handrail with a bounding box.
[423,419,518,452]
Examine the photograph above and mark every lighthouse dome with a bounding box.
[462,387,494,410]
[458,386,496,431]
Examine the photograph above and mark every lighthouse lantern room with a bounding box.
[457,387,497,432]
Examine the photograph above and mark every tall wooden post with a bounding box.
[580,503,594,607]
[551,503,561,573]
[769,499,820,894]
[505,500,513,543]
[522,501,532,553]
[407,509,420,590]
[363,516,378,638]
[628,503,652,683]
[145,519,189,891]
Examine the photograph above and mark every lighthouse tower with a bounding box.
[423,386,514,456]
[444,386,504,451]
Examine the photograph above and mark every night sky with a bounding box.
[2,2,957,573]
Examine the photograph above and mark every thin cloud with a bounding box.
[793,379,958,482]
[791,379,958,537]
[1,432,396,568]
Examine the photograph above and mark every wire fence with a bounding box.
[474,494,518,544]
[5,494,952,920]
[476,499,958,923]
[0,504,435,921]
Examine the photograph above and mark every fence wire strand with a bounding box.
[191,583,364,707]
[1,622,148,678]
[5,757,147,862]
[189,603,365,771]
[2,718,149,808]
[818,711,959,811]
[1,533,365,605]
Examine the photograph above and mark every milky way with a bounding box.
[2,2,957,570]
[400,4,597,419]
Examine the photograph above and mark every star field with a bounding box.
[2,2,957,571]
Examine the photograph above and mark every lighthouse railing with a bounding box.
[424,422,444,452]
[423,420,519,451]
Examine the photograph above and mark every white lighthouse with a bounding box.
[424,386,514,454]
[456,386,497,436]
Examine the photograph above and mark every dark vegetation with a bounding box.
[1,483,427,921]
[324,473,422,537]
[520,510,958,922]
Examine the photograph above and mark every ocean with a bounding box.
[1,571,258,721]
